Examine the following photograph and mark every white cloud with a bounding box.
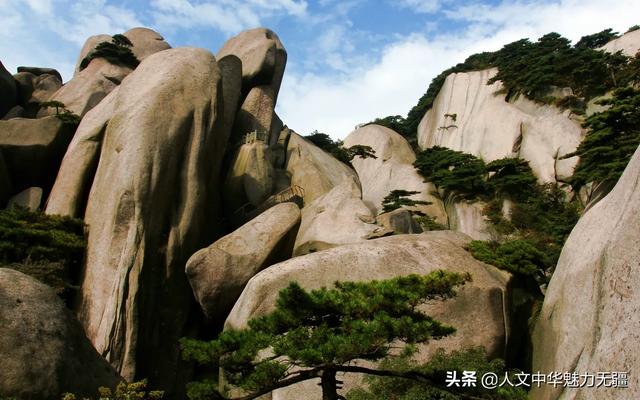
[396,0,443,14]
[277,0,640,139]
[150,0,307,34]
[0,0,142,80]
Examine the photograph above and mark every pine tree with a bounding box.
[180,272,471,400]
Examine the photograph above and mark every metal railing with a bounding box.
[242,130,270,145]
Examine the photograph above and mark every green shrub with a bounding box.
[564,87,640,191]
[468,240,545,279]
[79,34,140,71]
[0,207,86,301]
[347,347,528,400]
[382,190,430,213]
[62,380,163,400]
[486,158,538,201]
[414,146,489,199]
[304,131,377,165]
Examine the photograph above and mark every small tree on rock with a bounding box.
[180,271,470,400]
[381,190,431,213]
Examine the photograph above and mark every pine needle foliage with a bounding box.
[347,347,528,400]
[413,146,489,199]
[370,28,638,143]
[563,87,640,191]
[181,272,471,400]
[79,34,140,71]
[0,207,86,301]
[382,190,431,213]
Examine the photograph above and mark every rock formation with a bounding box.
[46,47,229,394]
[46,28,171,118]
[186,202,300,322]
[227,232,513,399]
[343,124,447,222]
[0,268,121,399]
[0,116,75,196]
[417,68,583,184]
[530,146,640,400]
[600,28,640,56]
[0,61,18,118]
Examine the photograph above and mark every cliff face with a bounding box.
[531,146,640,400]
[417,68,584,184]
[600,28,640,56]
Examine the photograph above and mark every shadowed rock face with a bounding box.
[227,232,512,400]
[46,47,229,395]
[0,60,18,118]
[186,202,301,323]
[531,146,640,400]
[0,268,121,400]
[0,116,76,196]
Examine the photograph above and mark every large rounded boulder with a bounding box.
[0,268,121,399]
[227,231,513,399]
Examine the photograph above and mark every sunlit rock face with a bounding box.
[531,145,640,400]
[46,47,229,395]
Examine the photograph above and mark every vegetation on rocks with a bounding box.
[79,33,139,71]
[305,131,377,165]
[62,380,164,400]
[347,347,527,400]
[367,27,640,143]
[382,189,430,213]
[411,148,580,281]
[0,207,86,302]
[413,146,489,199]
[180,272,471,400]
[563,87,640,191]
[40,100,81,124]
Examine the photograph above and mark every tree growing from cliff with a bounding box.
[382,190,430,213]
[181,272,471,400]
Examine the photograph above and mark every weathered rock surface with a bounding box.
[46,48,228,394]
[445,195,491,240]
[17,66,63,82]
[123,27,171,61]
[42,58,133,118]
[224,141,275,209]
[218,55,243,147]
[7,187,43,210]
[217,28,287,97]
[233,84,276,140]
[74,34,112,74]
[74,28,170,75]
[0,268,121,399]
[14,71,62,111]
[285,132,359,204]
[0,60,17,118]
[45,87,119,217]
[417,68,584,184]
[600,28,640,56]
[0,116,75,194]
[186,202,300,321]
[376,208,423,235]
[531,146,640,400]
[343,124,447,222]
[227,232,512,399]
[293,179,381,255]
[1,105,24,120]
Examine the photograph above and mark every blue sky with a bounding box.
[2,0,639,138]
